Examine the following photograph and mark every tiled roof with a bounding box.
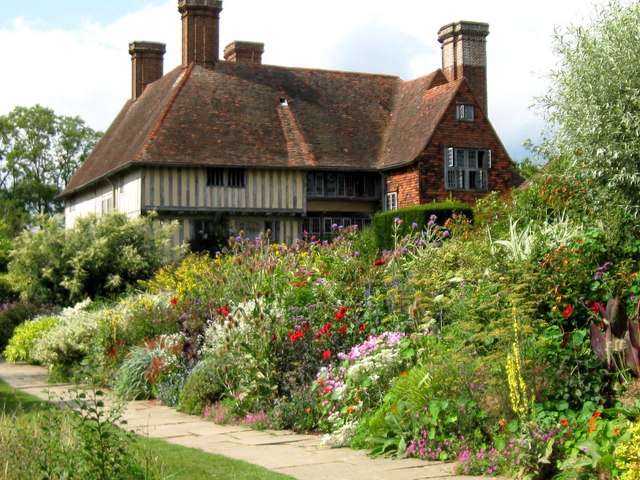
[63,61,461,196]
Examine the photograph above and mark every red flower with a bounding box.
[560,419,569,427]
[373,259,386,267]
[340,325,348,334]
[288,329,304,343]
[562,305,573,318]
[169,297,178,305]
[358,323,367,332]
[335,307,348,320]
[591,302,604,315]
[322,350,331,360]
[593,411,601,418]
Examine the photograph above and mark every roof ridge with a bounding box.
[135,64,194,161]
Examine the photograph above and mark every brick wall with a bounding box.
[385,165,420,208]
[386,81,523,207]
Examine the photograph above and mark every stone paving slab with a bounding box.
[0,360,489,480]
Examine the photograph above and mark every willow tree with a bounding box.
[535,1,640,215]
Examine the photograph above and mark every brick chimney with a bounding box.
[438,21,490,114]
[129,41,166,101]
[178,0,223,69]
[223,41,264,64]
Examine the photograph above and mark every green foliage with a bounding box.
[178,357,225,415]
[3,316,58,363]
[0,301,42,351]
[6,215,67,304]
[0,387,163,480]
[371,200,472,251]
[0,105,101,218]
[7,211,181,305]
[616,421,640,480]
[534,0,640,214]
[30,302,100,376]
[113,334,185,401]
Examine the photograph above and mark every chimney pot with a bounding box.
[223,41,264,64]
[178,0,223,68]
[438,21,489,114]
[129,41,166,100]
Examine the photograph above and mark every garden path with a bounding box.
[0,360,489,480]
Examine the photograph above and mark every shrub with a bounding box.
[371,200,472,251]
[178,357,225,415]
[7,212,182,305]
[0,301,42,351]
[31,301,100,377]
[616,421,640,480]
[3,316,59,363]
[189,299,279,417]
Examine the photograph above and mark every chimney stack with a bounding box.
[129,41,166,101]
[178,0,223,69]
[223,41,264,64]
[438,21,489,114]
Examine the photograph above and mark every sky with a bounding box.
[0,0,609,161]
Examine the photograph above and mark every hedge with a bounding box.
[371,200,473,251]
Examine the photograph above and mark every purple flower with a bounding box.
[394,217,403,224]
[411,222,419,229]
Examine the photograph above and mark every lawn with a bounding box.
[0,378,293,480]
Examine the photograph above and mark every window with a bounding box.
[326,174,337,197]
[444,147,490,191]
[101,196,113,215]
[306,172,380,199]
[385,191,398,211]
[206,168,224,186]
[302,216,372,238]
[456,104,475,121]
[227,168,245,187]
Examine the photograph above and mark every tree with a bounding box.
[534,1,640,214]
[0,105,101,218]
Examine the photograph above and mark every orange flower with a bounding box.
[347,406,355,413]
[613,428,620,436]
[560,419,569,427]
[593,411,601,418]
[401,372,408,378]
[498,418,506,427]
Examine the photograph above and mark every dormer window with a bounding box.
[456,104,475,121]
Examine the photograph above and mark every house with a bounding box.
[61,0,523,247]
